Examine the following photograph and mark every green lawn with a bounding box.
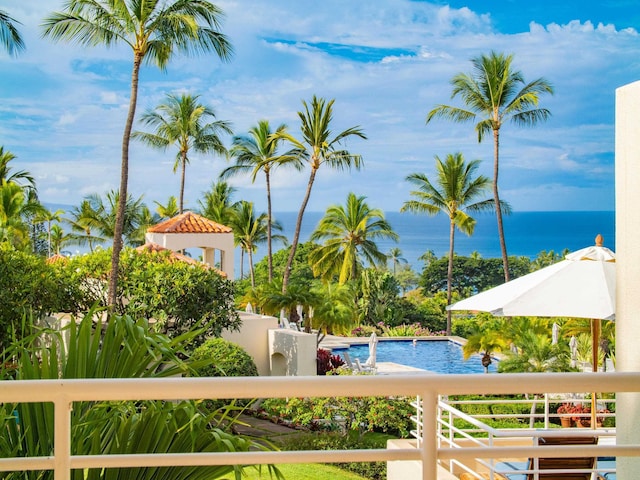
[228,463,368,479]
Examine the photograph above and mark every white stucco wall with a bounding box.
[221,312,278,376]
[269,329,317,376]
[615,79,640,479]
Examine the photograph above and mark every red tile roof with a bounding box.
[147,211,232,234]
[135,242,227,277]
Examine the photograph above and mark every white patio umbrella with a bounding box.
[448,235,615,427]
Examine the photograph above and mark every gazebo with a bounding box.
[144,211,234,280]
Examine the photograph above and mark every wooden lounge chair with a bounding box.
[526,436,599,480]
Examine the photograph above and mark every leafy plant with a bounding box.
[190,337,259,377]
[0,311,278,480]
[317,348,346,375]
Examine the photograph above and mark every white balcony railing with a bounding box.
[1,372,640,480]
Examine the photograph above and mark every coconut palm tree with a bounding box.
[133,93,232,213]
[462,326,506,373]
[0,10,24,56]
[34,207,65,257]
[0,147,35,192]
[65,199,106,252]
[401,152,499,335]
[309,193,398,285]
[427,51,553,282]
[387,247,407,275]
[85,191,145,245]
[0,181,44,250]
[49,223,71,255]
[229,200,285,287]
[197,180,239,226]
[221,120,303,282]
[275,96,366,291]
[43,0,233,307]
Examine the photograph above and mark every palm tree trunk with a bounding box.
[282,168,317,292]
[179,152,187,214]
[248,247,255,288]
[493,128,510,282]
[265,170,273,282]
[240,249,244,279]
[447,217,455,335]
[108,54,141,307]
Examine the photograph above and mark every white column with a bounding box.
[615,80,640,480]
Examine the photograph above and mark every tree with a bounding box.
[65,199,106,252]
[275,96,366,291]
[0,10,24,56]
[498,330,571,373]
[221,120,302,282]
[0,147,35,192]
[43,0,233,307]
[228,200,285,287]
[155,196,179,219]
[84,191,145,246]
[387,247,407,275]
[34,207,65,257]
[133,93,232,213]
[401,153,497,335]
[0,181,44,250]
[427,51,553,282]
[198,181,239,226]
[49,223,71,255]
[462,318,506,373]
[309,192,396,284]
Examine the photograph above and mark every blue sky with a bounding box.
[1,1,639,213]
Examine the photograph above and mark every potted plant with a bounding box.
[557,403,576,427]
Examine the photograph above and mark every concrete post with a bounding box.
[615,80,640,479]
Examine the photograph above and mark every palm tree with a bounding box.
[221,120,303,282]
[197,181,239,226]
[275,95,366,291]
[462,327,506,374]
[427,51,553,282]
[43,0,233,307]
[154,196,179,219]
[0,181,43,250]
[309,192,398,285]
[229,201,285,287]
[65,199,106,252]
[34,207,65,257]
[133,93,232,213]
[0,147,35,192]
[49,223,71,255]
[0,10,24,56]
[387,247,407,275]
[401,152,498,335]
[85,191,145,245]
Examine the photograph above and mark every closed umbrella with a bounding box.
[449,235,615,427]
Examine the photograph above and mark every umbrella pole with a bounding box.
[591,318,600,429]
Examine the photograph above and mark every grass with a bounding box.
[232,463,369,479]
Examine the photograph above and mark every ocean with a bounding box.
[254,210,616,271]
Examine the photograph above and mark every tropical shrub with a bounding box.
[0,312,275,480]
[317,348,345,375]
[190,338,258,377]
[64,248,240,345]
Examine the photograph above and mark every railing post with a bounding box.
[54,396,72,480]
[421,392,437,480]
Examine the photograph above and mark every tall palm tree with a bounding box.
[34,207,65,257]
[0,10,24,56]
[401,152,498,335]
[197,180,239,226]
[85,190,145,245]
[221,120,302,282]
[133,93,232,213]
[43,0,233,307]
[309,192,398,285]
[427,51,553,282]
[229,200,285,287]
[387,247,407,275]
[49,223,71,255]
[275,95,366,291]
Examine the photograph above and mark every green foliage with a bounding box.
[0,244,81,349]
[0,312,272,480]
[357,269,402,326]
[420,255,531,295]
[65,248,240,345]
[191,338,258,377]
[260,394,414,438]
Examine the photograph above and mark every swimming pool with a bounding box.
[333,339,497,374]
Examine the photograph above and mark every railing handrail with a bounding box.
[2,372,640,480]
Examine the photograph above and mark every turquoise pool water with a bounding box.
[333,339,497,374]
